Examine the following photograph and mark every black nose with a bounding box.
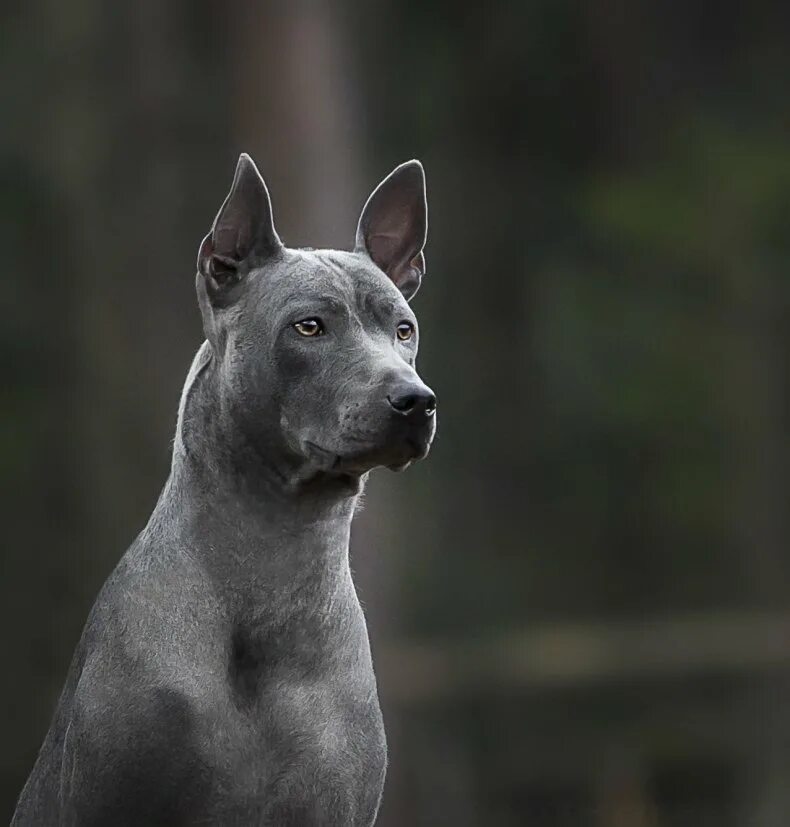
[387,384,436,417]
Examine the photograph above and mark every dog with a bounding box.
[13,154,435,826]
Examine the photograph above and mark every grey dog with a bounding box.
[13,154,436,826]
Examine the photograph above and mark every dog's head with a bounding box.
[196,154,436,480]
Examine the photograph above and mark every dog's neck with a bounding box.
[149,342,362,619]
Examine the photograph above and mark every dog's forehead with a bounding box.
[265,248,404,309]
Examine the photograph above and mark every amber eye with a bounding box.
[396,321,415,341]
[293,318,324,337]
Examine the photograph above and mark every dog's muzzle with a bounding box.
[302,379,436,475]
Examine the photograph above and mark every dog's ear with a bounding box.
[355,160,427,301]
[197,153,281,301]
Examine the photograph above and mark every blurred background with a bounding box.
[3,1,790,824]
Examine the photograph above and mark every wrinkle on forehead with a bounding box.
[283,248,404,311]
[286,249,357,298]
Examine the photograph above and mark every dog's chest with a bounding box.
[193,666,387,826]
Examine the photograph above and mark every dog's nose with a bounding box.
[387,384,436,418]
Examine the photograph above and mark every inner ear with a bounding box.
[355,160,427,301]
[198,233,243,293]
[197,153,282,297]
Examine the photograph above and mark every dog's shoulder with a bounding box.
[69,656,194,742]
[58,658,205,823]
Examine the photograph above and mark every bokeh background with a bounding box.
[4,1,790,824]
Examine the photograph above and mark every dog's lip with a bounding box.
[304,431,433,474]
[403,434,433,462]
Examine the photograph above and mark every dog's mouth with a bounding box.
[303,431,433,476]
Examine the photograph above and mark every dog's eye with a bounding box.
[396,321,415,342]
[294,318,324,337]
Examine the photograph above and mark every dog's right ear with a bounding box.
[197,153,281,304]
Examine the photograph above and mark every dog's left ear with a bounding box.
[355,160,427,301]
[197,153,282,301]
